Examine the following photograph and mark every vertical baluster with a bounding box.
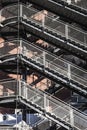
[65,24,69,39]
[68,64,71,80]
[43,51,46,69]
[20,4,22,17]
[70,108,74,127]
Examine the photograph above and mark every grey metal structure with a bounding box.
[0,40,87,97]
[0,80,87,130]
[0,1,87,130]
[0,4,87,60]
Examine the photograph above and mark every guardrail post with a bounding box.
[23,46,27,56]
[26,87,27,99]
[43,51,46,69]
[68,64,71,80]
[0,10,3,27]
[65,24,68,39]
[20,4,23,17]
[19,40,22,54]
[19,80,21,96]
[46,97,50,112]
[70,108,74,127]
[23,82,26,98]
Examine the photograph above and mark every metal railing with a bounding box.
[23,4,87,47]
[64,0,87,11]
[0,4,87,47]
[51,0,87,11]
[0,40,87,89]
[0,40,20,58]
[20,40,87,88]
[0,80,17,97]
[0,79,87,130]
[18,80,87,130]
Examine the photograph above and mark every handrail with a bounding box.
[0,39,87,89]
[32,41,86,72]
[19,80,87,130]
[28,84,87,117]
[52,0,87,11]
[0,4,87,47]
[26,40,87,74]
[0,79,87,130]
[0,79,87,116]
[21,40,87,87]
[63,0,87,11]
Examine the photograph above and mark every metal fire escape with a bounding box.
[0,0,87,130]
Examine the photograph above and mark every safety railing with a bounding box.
[0,79,87,130]
[0,4,87,47]
[20,40,87,88]
[0,4,19,23]
[0,40,87,89]
[0,40,20,59]
[22,4,87,47]
[0,80,17,97]
[64,0,87,11]
[0,4,38,23]
[18,80,87,130]
[52,0,87,11]
[29,9,87,47]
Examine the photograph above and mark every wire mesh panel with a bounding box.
[0,40,20,58]
[22,5,39,19]
[0,80,17,97]
[73,110,87,130]
[1,39,87,89]
[0,78,86,130]
[23,6,87,47]
[0,4,87,46]
[19,80,87,130]
[45,16,66,37]
[0,5,19,23]
[21,41,43,63]
[21,40,87,88]
[64,0,87,10]
[68,26,87,47]
[71,65,87,87]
